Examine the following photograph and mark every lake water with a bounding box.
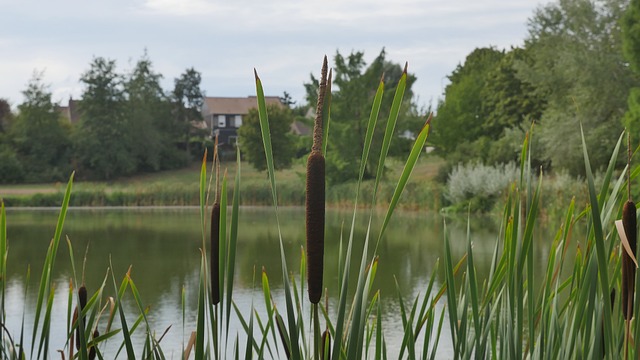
[1,207,556,359]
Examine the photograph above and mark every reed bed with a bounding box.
[1,58,640,360]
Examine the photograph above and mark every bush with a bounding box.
[445,162,518,212]
[0,148,24,183]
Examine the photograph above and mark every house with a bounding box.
[56,97,82,124]
[202,96,282,147]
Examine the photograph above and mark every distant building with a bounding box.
[56,97,82,124]
[202,96,282,147]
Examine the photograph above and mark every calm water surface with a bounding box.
[2,207,559,359]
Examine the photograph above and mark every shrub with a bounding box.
[446,162,518,211]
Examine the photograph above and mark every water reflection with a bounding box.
[3,207,559,358]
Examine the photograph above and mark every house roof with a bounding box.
[202,96,282,116]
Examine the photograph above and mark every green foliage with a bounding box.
[238,104,295,171]
[431,47,504,156]
[0,99,12,133]
[519,0,632,175]
[622,0,640,145]
[172,67,205,157]
[75,57,134,180]
[0,147,24,183]
[124,52,169,172]
[10,73,72,182]
[481,47,545,138]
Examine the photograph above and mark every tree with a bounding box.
[172,68,204,158]
[125,52,179,172]
[622,0,640,144]
[238,104,295,171]
[518,0,633,175]
[76,57,133,179]
[0,98,12,133]
[431,47,504,159]
[11,73,71,182]
[306,49,420,183]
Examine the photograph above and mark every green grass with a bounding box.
[0,156,445,209]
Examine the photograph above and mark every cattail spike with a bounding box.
[306,152,325,303]
[210,202,221,305]
[306,57,328,304]
[76,285,87,350]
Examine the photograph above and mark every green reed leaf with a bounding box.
[580,124,613,357]
[377,115,432,249]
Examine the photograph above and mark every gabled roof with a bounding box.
[203,96,282,116]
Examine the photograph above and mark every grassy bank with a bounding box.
[0,157,445,209]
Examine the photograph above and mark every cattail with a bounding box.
[75,285,87,350]
[211,143,221,306]
[622,133,637,321]
[622,199,636,320]
[88,330,99,360]
[321,329,331,360]
[211,201,221,305]
[306,56,328,304]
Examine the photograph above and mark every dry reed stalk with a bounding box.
[306,56,328,304]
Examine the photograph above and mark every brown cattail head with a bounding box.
[210,201,221,305]
[306,57,328,304]
[88,330,99,360]
[306,151,325,304]
[622,200,637,320]
[75,285,88,350]
[322,329,331,360]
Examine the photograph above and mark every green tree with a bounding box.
[172,68,204,158]
[519,0,632,175]
[431,47,504,159]
[11,73,71,182]
[622,0,640,144]
[0,98,12,133]
[76,57,133,179]
[238,104,295,171]
[308,49,419,183]
[125,52,177,172]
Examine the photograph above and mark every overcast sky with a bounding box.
[1,0,549,110]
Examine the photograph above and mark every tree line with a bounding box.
[431,0,640,177]
[0,52,205,182]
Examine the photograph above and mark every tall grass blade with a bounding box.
[226,148,241,340]
[31,172,74,358]
[580,124,613,358]
[376,114,432,249]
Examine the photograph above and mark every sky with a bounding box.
[1,0,550,110]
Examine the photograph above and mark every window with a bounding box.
[235,115,243,127]
[217,115,226,128]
